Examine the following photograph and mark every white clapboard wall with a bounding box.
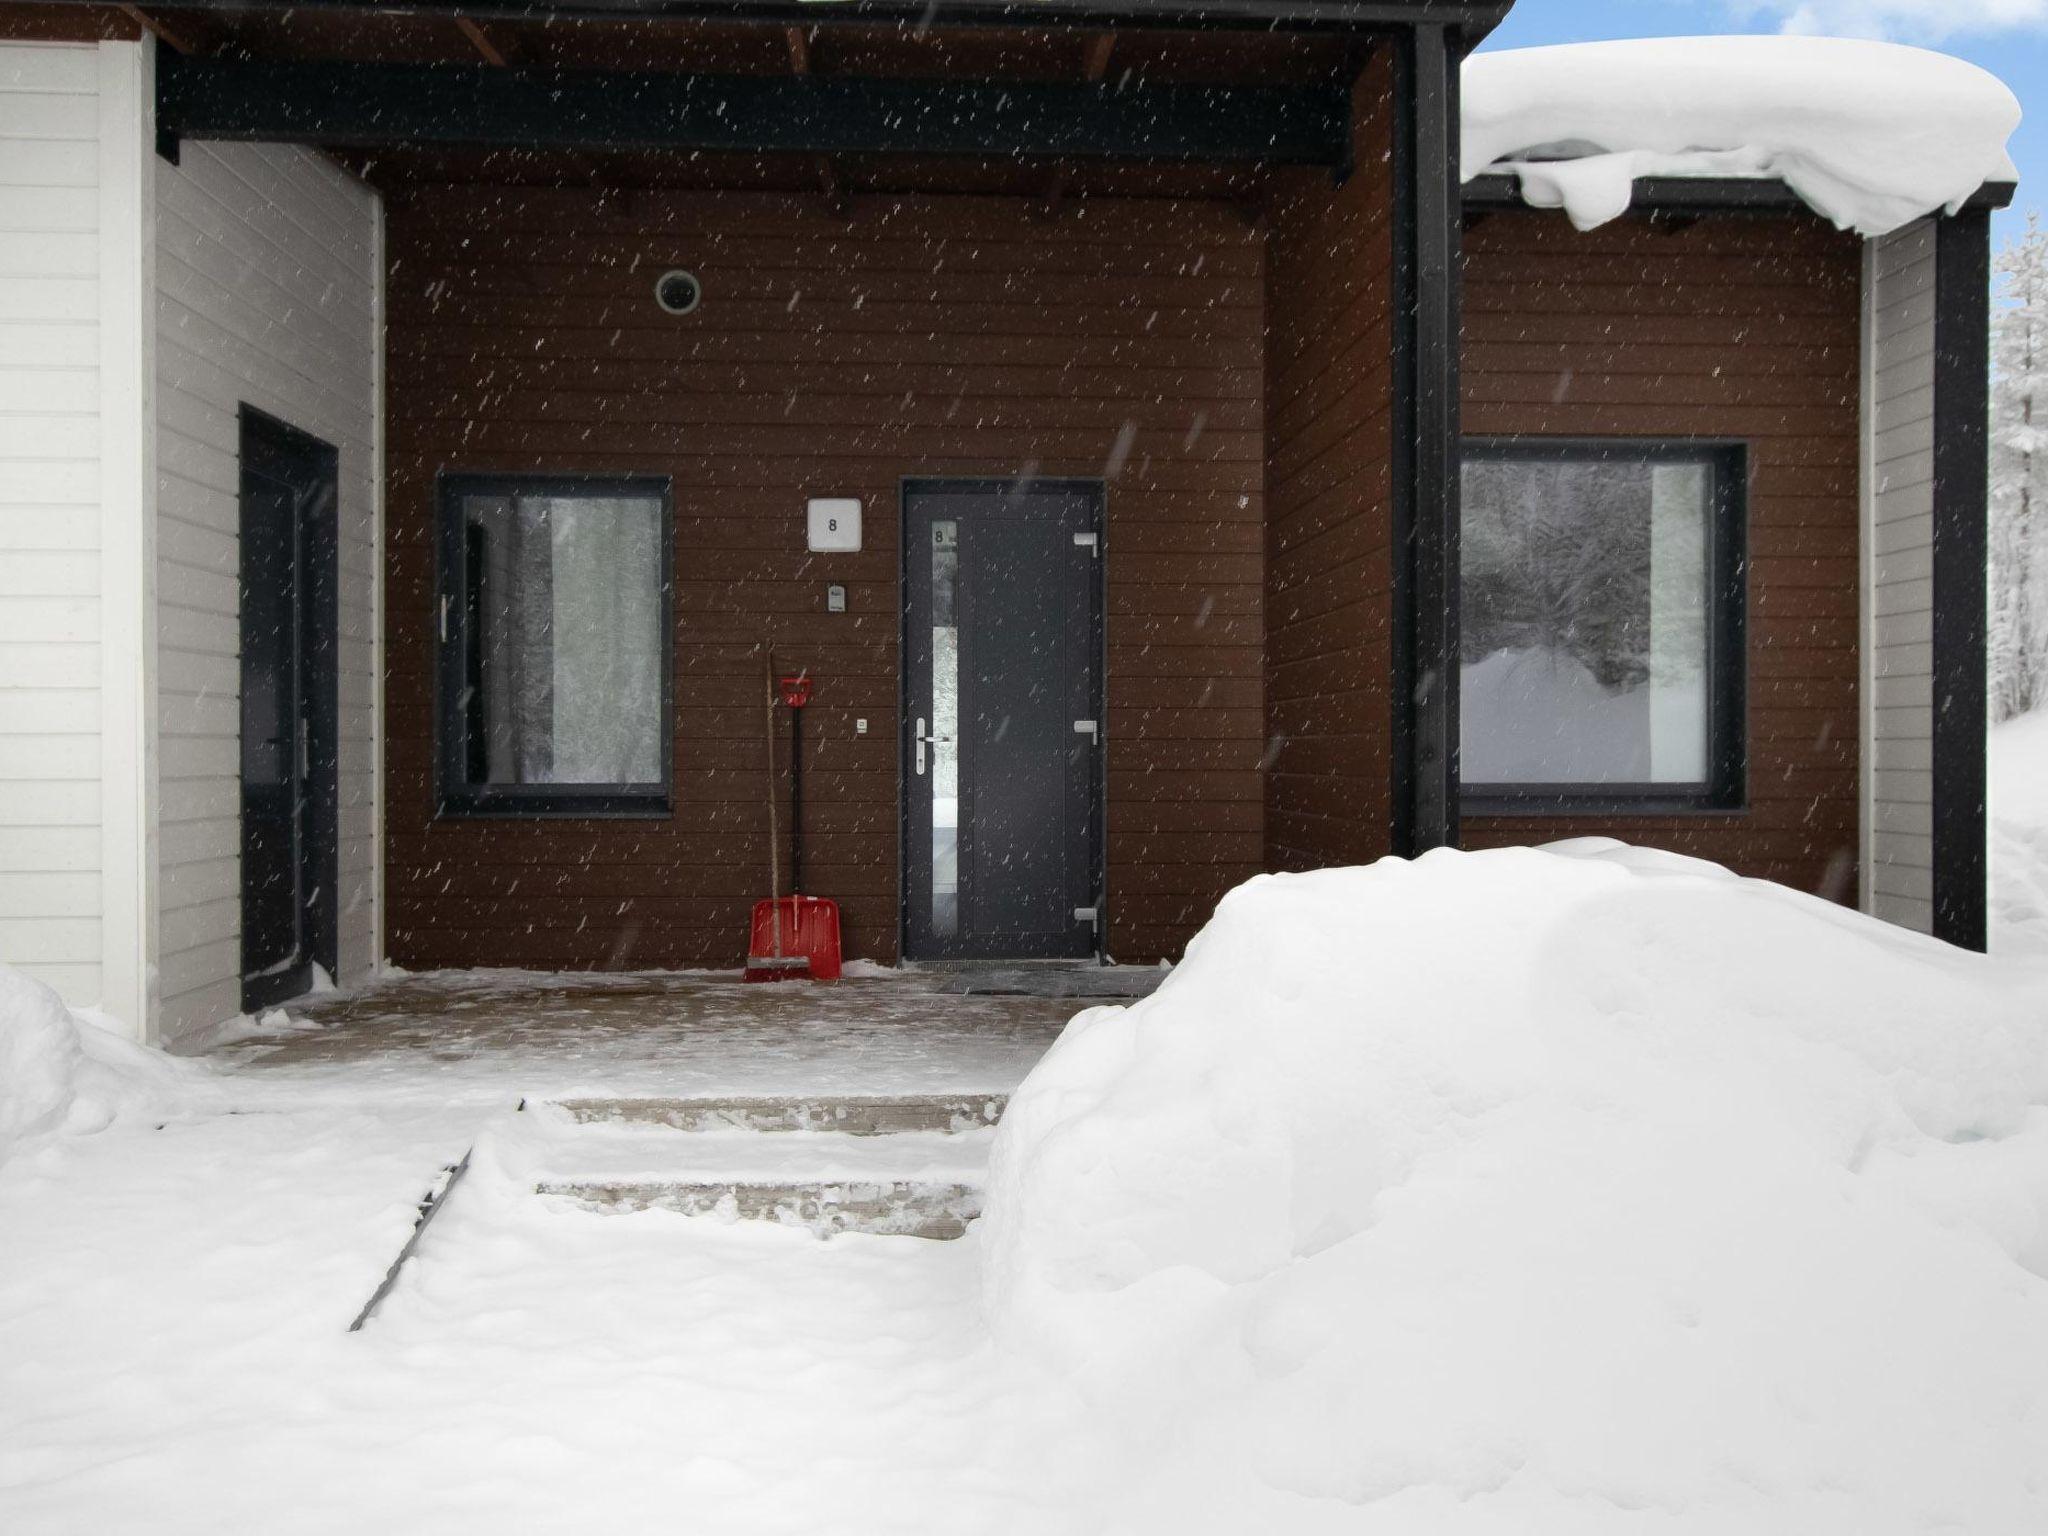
[156,139,382,1043]
[1863,219,1939,934]
[0,42,133,1013]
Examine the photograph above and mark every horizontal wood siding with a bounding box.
[383,187,1263,968]
[1262,54,1396,872]
[0,41,102,1004]
[1460,210,1865,899]
[0,7,137,44]
[155,142,381,1042]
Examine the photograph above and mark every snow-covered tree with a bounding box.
[1991,214,2048,723]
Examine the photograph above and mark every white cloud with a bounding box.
[1739,0,2047,41]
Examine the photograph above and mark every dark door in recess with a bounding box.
[903,481,1103,961]
[238,407,340,1012]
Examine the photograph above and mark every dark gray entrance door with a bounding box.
[238,407,340,1012]
[903,481,1103,960]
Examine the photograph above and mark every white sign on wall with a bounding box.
[807,498,862,553]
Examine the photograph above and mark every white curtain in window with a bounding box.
[543,496,663,785]
[1647,464,1709,783]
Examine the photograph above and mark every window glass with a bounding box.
[930,519,960,939]
[456,488,665,793]
[1460,452,1718,790]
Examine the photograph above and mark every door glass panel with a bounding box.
[241,479,299,793]
[239,472,304,979]
[931,519,959,939]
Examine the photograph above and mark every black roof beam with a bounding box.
[155,50,1351,165]
[65,0,1517,40]
[1464,172,2018,219]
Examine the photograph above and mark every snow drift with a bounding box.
[1463,38,2021,234]
[0,964,211,1162]
[1994,710,2048,957]
[982,843,2048,1531]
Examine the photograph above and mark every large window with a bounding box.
[1460,441,1746,812]
[435,475,672,816]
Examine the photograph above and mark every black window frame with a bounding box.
[1458,437,1749,817]
[433,472,675,819]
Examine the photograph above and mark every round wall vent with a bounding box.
[654,269,702,316]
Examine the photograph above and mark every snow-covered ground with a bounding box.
[0,972,1076,1534]
[1994,709,2048,957]
[6,843,2048,1533]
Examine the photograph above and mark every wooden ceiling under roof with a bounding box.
[82,1,1366,202]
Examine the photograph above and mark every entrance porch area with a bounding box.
[124,0,1466,1043]
[220,964,1096,1099]
[203,964,1123,1239]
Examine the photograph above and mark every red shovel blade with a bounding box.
[742,895,842,982]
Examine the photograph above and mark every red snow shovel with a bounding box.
[744,665,843,982]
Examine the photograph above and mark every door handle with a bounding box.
[914,718,953,777]
[1073,719,1100,745]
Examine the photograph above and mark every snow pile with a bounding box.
[0,964,212,1162]
[983,843,2048,1530]
[176,1004,329,1054]
[1994,710,2048,957]
[1463,38,2020,234]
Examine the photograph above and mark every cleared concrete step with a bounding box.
[536,1177,981,1239]
[552,1093,1007,1137]
[504,1111,994,1240]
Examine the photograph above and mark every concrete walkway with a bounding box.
[211,967,1089,1104]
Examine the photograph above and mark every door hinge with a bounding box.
[1073,719,1099,744]
[1073,906,1099,928]
[438,593,452,643]
[1073,531,1100,556]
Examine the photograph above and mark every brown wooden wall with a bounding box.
[382,187,1266,970]
[1460,210,1865,900]
[0,4,139,41]
[1262,53,1398,873]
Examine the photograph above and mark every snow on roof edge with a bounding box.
[1462,37,2022,237]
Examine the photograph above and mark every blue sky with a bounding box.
[1477,1,2047,241]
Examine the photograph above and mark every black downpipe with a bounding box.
[1390,22,1465,856]
[1931,209,1992,952]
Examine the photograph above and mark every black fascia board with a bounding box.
[45,0,1518,38]
[156,50,1351,163]
[1464,171,2019,219]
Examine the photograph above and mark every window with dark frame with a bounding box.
[435,474,673,817]
[1459,440,1747,814]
